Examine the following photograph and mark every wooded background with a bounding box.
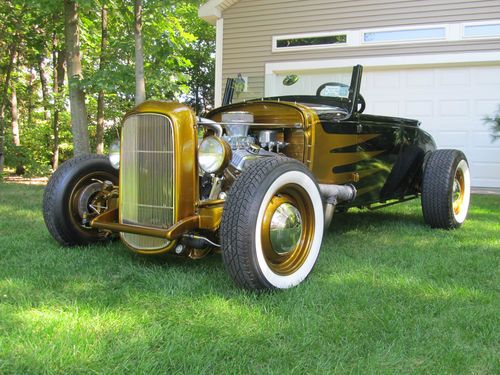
[0,0,214,176]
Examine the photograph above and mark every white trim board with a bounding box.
[215,18,224,107]
[265,51,500,75]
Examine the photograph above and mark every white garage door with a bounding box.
[267,64,500,188]
[361,65,500,188]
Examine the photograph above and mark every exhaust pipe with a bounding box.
[319,184,357,230]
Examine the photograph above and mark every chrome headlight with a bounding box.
[109,140,120,169]
[198,136,231,174]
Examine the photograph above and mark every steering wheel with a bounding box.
[316,82,366,113]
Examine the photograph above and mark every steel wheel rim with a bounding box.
[68,172,116,234]
[261,184,315,275]
[452,167,465,216]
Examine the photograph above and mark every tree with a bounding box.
[134,0,146,105]
[483,105,500,142]
[64,0,90,156]
[0,43,17,175]
[0,0,216,175]
[96,4,108,154]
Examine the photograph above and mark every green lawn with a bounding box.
[0,182,498,374]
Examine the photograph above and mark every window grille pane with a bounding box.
[277,34,346,48]
[364,28,445,43]
[464,24,500,38]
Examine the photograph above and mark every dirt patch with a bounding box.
[2,176,48,185]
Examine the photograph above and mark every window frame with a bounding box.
[271,20,500,53]
[462,20,500,40]
[361,24,448,45]
[272,30,353,52]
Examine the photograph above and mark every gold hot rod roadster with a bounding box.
[43,65,471,290]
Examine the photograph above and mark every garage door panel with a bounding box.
[406,70,435,87]
[372,71,401,88]
[405,100,434,117]
[471,132,499,148]
[470,163,500,188]
[474,99,499,117]
[438,68,472,86]
[370,101,400,116]
[422,118,471,132]
[474,66,500,85]
[438,100,471,116]
[473,179,500,188]
[437,131,468,148]
[469,149,500,162]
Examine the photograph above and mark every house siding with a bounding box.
[221,0,500,100]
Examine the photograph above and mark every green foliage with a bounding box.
[483,105,500,142]
[1,0,216,176]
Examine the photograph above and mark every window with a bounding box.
[363,27,446,43]
[276,34,346,49]
[272,21,500,52]
[463,23,500,38]
[273,32,349,51]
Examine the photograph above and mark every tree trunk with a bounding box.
[96,4,108,154]
[27,68,35,127]
[11,81,20,147]
[0,43,16,175]
[52,31,66,171]
[64,0,90,156]
[134,0,146,105]
[38,55,51,121]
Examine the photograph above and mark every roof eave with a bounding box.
[198,0,240,24]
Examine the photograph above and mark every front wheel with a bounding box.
[43,155,119,246]
[220,157,324,290]
[421,149,471,229]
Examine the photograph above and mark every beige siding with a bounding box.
[221,0,500,100]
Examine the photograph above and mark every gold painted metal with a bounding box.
[117,101,198,254]
[125,101,198,223]
[92,208,198,240]
[91,198,224,243]
[198,204,224,231]
[208,100,387,186]
[260,184,315,276]
[453,167,465,215]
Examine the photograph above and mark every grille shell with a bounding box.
[119,113,175,251]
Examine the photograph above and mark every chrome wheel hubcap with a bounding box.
[269,203,302,254]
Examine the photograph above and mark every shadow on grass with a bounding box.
[327,209,425,234]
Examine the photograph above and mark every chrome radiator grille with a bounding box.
[120,113,175,250]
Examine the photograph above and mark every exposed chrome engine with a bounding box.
[214,111,288,171]
[221,111,255,149]
[197,111,291,200]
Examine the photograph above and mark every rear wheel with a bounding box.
[421,149,470,229]
[220,157,324,290]
[43,155,118,246]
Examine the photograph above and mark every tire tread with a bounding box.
[43,154,114,246]
[421,149,466,229]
